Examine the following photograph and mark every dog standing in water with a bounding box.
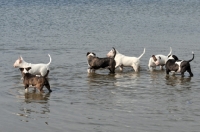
[20,67,52,92]
[148,47,172,70]
[86,49,116,73]
[165,52,194,77]
[107,47,145,72]
[14,54,51,77]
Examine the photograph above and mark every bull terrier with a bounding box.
[165,52,194,77]
[107,47,145,72]
[86,50,116,74]
[20,67,52,92]
[14,54,51,77]
[148,47,172,70]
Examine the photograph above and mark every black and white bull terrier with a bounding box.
[165,52,194,77]
[86,50,116,73]
[148,47,172,70]
[107,47,145,72]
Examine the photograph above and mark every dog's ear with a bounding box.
[112,47,115,51]
[159,56,161,60]
[151,55,157,61]
[93,52,96,56]
[20,56,23,60]
[112,47,116,58]
[25,67,31,71]
[19,56,23,63]
[86,52,90,56]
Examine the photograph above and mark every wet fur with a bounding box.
[20,67,52,92]
[165,53,194,77]
[87,50,116,73]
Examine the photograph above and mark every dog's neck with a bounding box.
[87,56,95,64]
[115,50,124,58]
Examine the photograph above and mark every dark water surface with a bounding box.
[1,0,200,131]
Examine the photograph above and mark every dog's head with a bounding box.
[168,54,179,61]
[107,47,117,58]
[19,67,31,74]
[86,52,96,58]
[151,55,162,65]
[14,56,24,68]
[19,67,31,78]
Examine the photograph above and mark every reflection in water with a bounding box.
[24,91,51,103]
[114,72,140,87]
[149,70,165,82]
[165,75,192,89]
[15,91,51,123]
[87,72,116,86]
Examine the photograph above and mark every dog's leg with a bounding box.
[87,68,95,73]
[132,64,139,72]
[45,80,52,92]
[181,72,185,77]
[25,88,29,93]
[149,66,155,71]
[24,84,29,92]
[109,67,115,74]
[166,69,170,75]
[186,67,193,77]
[25,84,29,89]
[160,65,164,70]
[37,84,45,93]
[119,65,123,71]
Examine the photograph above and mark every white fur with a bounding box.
[148,47,172,70]
[14,54,51,76]
[107,48,145,72]
[167,55,174,60]
[175,61,183,72]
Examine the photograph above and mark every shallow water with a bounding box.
[1,0,200,131]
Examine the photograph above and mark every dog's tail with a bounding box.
[167,47,172,56]
[188,51,194,62]
[112,47,117,58]
[138,48,145,60]
[47,54,52,66]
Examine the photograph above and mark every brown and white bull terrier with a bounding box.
[86,49,116,74]
[19,67,52,92]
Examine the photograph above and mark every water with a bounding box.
[1,0,200,131]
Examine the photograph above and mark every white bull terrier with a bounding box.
[14,54,51,77]
[107,47,145,72]
[148,47,172,71]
